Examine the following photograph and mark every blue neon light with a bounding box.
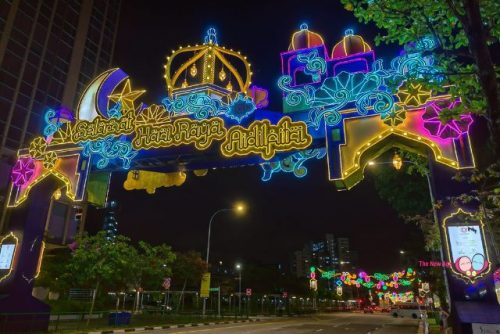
[279,51,438,129]
[261,148,326,181]
[226,93,256,123]
[43,109,60,137]
[296,49,327,82]
[162,94,223,119]
[81,135,137,170]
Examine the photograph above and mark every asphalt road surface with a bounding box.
[154,313,418,334]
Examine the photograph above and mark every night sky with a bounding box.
[87,0,425,272]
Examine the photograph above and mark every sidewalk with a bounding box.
[86,318,263,334]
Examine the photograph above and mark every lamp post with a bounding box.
[235,263,242,316]
[202,202,246,317]
[368,154,451,310]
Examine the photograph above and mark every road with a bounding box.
[154,313,418,334]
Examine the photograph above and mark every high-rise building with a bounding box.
[0,0,121,159]
[291,234,354,278]
[0,0,121,240]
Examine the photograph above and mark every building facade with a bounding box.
[0,0,121,241]
[291,234,356,278]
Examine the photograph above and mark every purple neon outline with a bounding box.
[422,99,473,139]
[11,157,35,187]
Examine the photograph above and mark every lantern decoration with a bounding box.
[422,99,473,139]
[219,67,226,81]
[11,157,36,187]
[190,63,197,77]
[392,153,403,170]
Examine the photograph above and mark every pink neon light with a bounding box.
[422,99,473,139]
[11,157,35,187]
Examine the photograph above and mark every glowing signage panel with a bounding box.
[442,209,491,282]
[0,244,15,270]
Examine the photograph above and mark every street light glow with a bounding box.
[400,250,405,254]
[235,263,241,270]
[234,201,246,214]
[368,161,375,166]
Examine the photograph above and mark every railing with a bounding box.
[0,311,237,333]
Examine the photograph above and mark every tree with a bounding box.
[35,248,72,293]
[341,0,499,158]
[62,231,139,317]
[171,251,207,311]
[133,241,176,290]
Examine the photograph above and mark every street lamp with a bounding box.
[400,250,405,255]
[235,263,242,316]
[367,153,451,310]
[202,202,246,316]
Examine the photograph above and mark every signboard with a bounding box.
[200,273,211,298]
[0,245,15,270]
[246,288,252,296]
[442,209,490,282]
[0,232,18,283]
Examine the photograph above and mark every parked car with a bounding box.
[363,306,374,313]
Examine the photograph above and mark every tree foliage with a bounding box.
[132,241,176,290]
[62,231,139,292]
[171,251,207,289]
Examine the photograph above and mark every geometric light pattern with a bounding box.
[10,157,36,187]
[396,82,431,107]
[422,99,473,139]
[382,103,406,127]
[108,79,145,111]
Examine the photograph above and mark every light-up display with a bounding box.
[7,26,476,209]
[442,209,491,282]
[0,244,15,270]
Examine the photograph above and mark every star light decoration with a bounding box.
[396,82,431,107]
[108,79,145,111]
[422,99,473,139]
[11,157,35,187]
[29,137,48,159]
[382,103,406,127]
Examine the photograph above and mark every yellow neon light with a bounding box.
[165,42,251,96]
[441,208,491,283]
[331,31,372,58]
[289,26,325,51]
[34,241,45,279]
[132,117,226,151]
[70,110,135,143]
[0,232,19,283]
[328,110,475,190]
[29,137,47,159]
[220,117,312,160]
[123,170,186,194]
[396,83,431,107]
[7,152,83,208]
[108,79,145,111]
[342,127,465,178]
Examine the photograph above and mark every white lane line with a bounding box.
[315,329,324,332]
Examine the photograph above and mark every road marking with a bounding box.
[315,329,324,332]
[170,320,283,333]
